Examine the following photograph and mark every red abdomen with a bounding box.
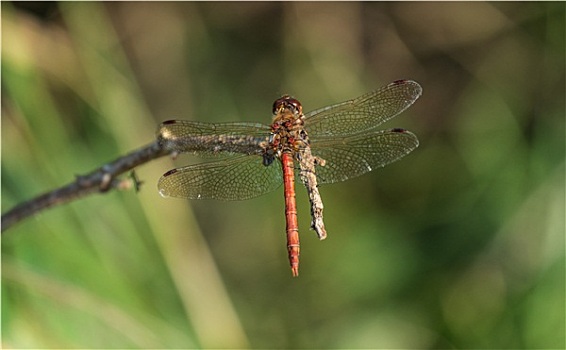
[281,152,300,276]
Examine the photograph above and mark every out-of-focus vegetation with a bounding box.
[2,2,564,348]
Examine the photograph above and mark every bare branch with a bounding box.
[1,141,169,233]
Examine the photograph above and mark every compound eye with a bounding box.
[272,96,286,114]
[287,97,302,114]
[272,95,303,115]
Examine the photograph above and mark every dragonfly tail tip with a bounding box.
[291,267,299,277]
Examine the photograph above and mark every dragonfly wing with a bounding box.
[304,80,422,137]
[310,128,419,184]
[158,155,283,200]
[158,120,271,138]
[158,120,271,156]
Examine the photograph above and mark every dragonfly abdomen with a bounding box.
[281,152,300,277]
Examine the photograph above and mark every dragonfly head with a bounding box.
[272,95,303,116]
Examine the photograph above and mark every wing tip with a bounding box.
[391,79,423,99]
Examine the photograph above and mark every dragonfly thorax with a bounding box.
[269,96,309,158]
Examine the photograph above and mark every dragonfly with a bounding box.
[157,79,422,276]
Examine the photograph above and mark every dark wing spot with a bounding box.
[163,168,179,177]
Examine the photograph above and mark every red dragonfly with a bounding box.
[157,80,422,276]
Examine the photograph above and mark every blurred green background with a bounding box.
[2,2,564,349]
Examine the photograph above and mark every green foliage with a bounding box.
[2,2,564,348]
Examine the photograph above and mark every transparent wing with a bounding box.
[310,128,419,184]
[158,120,271,156]
[304,80,422,137]
[158,120,271,138]
[158,155,283,200]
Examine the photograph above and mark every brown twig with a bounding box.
[1,140,169,233]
